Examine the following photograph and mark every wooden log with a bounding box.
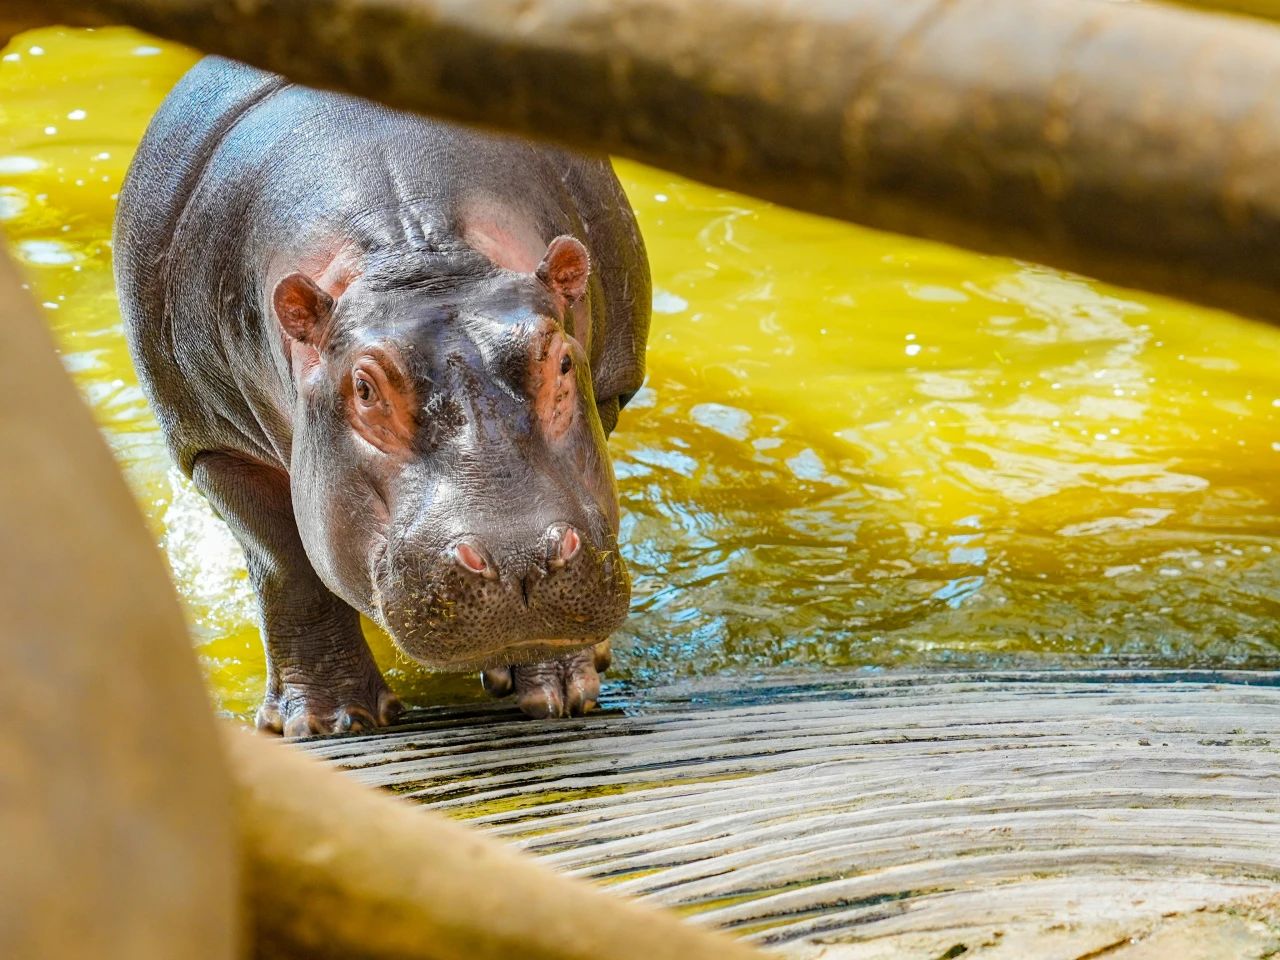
[299,670,1280,959]
[0,246,238,960]
[6,0,1280,325]
[1169,1,1280,20]
[0,230,764,958]
[227,727,762,960]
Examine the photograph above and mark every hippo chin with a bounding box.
[114,57,650,736]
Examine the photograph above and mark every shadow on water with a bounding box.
[3,27,1280,719]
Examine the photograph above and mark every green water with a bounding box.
[4,27,1279,719]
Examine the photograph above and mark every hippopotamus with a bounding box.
[114,57,650,736]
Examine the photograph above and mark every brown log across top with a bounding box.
[1169,1,1280,20]
[7,0,1280,325]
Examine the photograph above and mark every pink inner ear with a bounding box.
[536,236,590,304]
[273,272,334,343]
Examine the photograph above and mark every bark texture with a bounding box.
[227,727,762,960]
[0,229,762,958]
[0,247,239,960]
[8,0,1280,323]
[1169,1,1280,19]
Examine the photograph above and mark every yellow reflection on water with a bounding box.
[4,27,1278,718]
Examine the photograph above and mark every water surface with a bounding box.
[4,28,1278,718]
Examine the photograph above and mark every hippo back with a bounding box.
[114,57,650,475]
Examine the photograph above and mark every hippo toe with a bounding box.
[483,640,613,718]
[256,676,403,738]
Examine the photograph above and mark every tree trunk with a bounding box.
[0,254,238,958]
[1169,1,1280,19]
[0,227,763,958]
[227,728,762,960]
[7,0,1280,325]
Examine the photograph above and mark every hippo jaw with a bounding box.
[371,529,631,671]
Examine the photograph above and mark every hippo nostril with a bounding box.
[547,523,581,570]
[453,538,496,580]
[561,527,581,562]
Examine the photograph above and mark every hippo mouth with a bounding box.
[372,532,631,671]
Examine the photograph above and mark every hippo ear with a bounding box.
[272,272,334,344]
[535,235,590,305]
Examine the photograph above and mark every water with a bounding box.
[4,27,1279,720]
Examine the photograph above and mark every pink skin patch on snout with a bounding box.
[531,323,580,444]
[561,526,581,561]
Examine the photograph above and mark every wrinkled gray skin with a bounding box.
[114,58,650,736]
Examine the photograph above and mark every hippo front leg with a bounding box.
[482,641,612,718]
[192,453,401,737]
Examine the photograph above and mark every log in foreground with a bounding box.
[0,239,758,956]
[229,729,761,960]
[6,0,1280,325]
[301,671,1280,960]
[1171,1,1280,20]
[0,246,238,960]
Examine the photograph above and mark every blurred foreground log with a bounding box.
[229,729,760,960]
[6,0,1280,324]
[0,238,757,955]
[0,256,237,957]
[1171,1,1280,19]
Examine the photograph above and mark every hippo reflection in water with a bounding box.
[114,58,650,736]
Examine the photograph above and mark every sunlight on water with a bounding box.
[4,27,1278,718]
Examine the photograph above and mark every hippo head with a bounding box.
[273,236,629,670]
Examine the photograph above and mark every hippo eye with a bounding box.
[560,354,572,376]
[354,376,375,403]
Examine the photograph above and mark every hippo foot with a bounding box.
[482,640,612,719]
[256,677,402,738]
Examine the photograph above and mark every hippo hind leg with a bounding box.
[192,452,401,737]
[482,640,612,719]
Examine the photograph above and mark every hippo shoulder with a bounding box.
[114,58,295,474]
[115,58,287,271]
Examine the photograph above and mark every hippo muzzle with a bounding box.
[374,510,631,670]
